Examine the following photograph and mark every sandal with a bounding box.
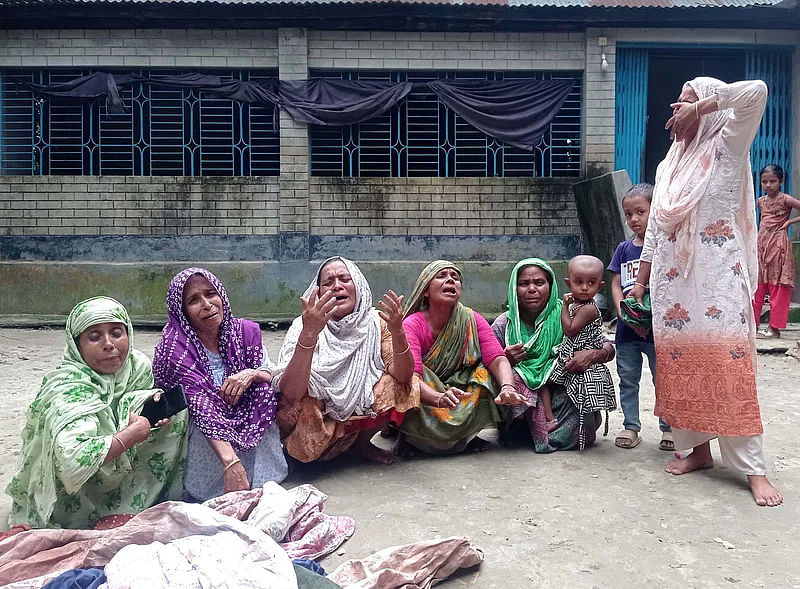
[659,431,675,452]
[615,429,640,449]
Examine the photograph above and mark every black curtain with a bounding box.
[427,78,575,151]
[25,74,575,150]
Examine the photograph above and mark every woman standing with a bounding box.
[630,78,782,506]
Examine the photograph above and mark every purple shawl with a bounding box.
[152,267,277,451]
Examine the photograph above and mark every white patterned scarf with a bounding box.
[272,257,384,421]
[650,77,731,276]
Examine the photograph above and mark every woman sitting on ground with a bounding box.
[153,268,286,502]
[6,297,188,529]
[397,260,521,455]
[491,258,615,452]
[272,257,418,464]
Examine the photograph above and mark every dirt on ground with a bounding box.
[1,326,800,588]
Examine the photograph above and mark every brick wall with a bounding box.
[0,176,280,236]
[0,29,279,68]
[309,177,580,236]
[307,30,585,71]
[278,28,310,235]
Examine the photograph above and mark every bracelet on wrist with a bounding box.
[634,282,648,289]
[395,342,411,355]
[112,434,127,452]
[296,338,316,350]
[223,457,241,473]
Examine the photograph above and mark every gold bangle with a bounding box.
[694,101,700,120]
[396,342,411,355]
[223,457,241,473]
[296,339,316,350]
[112,434,127,452]
[634,282,647,289]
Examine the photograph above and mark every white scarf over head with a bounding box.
[273,257,384,421]
[651,77,732,276]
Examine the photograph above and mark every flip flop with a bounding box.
[615,429,640,449]
[659,431,675,451]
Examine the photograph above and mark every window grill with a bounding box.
[0,69,280,176]
[310,70,582,178]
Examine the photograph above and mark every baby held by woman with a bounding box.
[548,255,616,447]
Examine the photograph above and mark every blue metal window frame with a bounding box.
[309,70,583,178]
[0,69,279,176]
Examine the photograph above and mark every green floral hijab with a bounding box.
[7,297,156,526]
[505,259,563,390]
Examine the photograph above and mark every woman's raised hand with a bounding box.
[300,287,337,338]
[378,290,405,334]
[504,343,527,366]
[220,369,257,406]
[666,101,696,142]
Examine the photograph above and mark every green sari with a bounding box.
[6,297,188,529]
[399,261,500,453]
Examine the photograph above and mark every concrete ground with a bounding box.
[1,326,799,588]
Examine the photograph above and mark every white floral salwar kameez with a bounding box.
[642,79,768,474]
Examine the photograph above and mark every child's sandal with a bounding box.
[659,431,675,452]
[614,429,640,449]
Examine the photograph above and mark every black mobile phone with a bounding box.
[140,384,188,427]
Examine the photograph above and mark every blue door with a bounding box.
[614,48,649,185]
[746,49,793,195]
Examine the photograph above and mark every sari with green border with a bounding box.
[398,261,499,453]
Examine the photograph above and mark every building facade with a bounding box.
[1,1,798,319]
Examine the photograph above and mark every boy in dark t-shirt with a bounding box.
[608,183,672,451]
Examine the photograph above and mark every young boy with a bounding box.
[608,184,672,451]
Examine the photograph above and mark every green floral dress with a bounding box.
[5,297,188,529]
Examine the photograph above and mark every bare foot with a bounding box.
[748,475,783,507]
[351,442,398,465]
[465,436,492,453]
[665,453,714,475]
[546,419,559,433]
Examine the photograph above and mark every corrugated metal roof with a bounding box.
[0,0,789,6]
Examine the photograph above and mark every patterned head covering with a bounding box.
[152,268,277,451]
[6,297,156,526]
[272,257,384,421]
[403,260,463,318]
[651,77,736,276]
[504,258,563,391]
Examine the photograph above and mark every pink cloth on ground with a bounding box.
[0,485,354,587]
[329,536,484,589]
[403,311,504,375]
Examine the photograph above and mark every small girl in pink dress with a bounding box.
[753,164,800,338]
